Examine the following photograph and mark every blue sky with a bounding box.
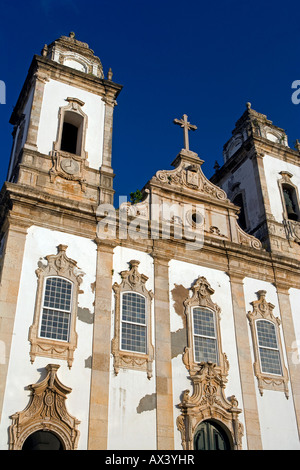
[0,0,299,203]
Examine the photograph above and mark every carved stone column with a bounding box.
[152,252,174,449]
[88,238,116,450]
[228,272,263,450]
[276,282,300,437]
[0,218,29,423]
[24,71,49,150]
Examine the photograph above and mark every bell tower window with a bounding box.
[233,193,247,230]
[282,184,299,221]
[53,97,88,158]
[278,172,300,223]
[60,111,84,155]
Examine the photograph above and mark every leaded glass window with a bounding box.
[192,307,218,364]
[121,292,147,353]
[256,320,282,375]
[39,277,73,342]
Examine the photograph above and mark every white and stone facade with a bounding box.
[0,34,299,450]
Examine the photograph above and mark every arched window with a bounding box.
[233,193,247,230]
[60,111,84,156]
[53,97,88,159]
[256,319,282,375]
[247,290,289,398]
[183,276,227,375]
[194,420,231,450]
[29,245,84,368]
[121,292,147,354]
[192,307,218,364]
[39,277,73,342]
[282,184,299,221]
[112,260,154,378]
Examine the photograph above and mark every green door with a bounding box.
[194,421,230,450]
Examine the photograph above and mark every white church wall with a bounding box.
[243,277,300,450]
[263,154,300,223]
[107,246,156,449]
[289,288,300,373]
[36,78,105,170]
[169,259,247,450]
[0,225,96,450]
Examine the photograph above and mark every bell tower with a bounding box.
[6,32,122,206]
[211,103,300,258]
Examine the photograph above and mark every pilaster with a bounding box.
[152,251,174,450]
[99,94,117,205]
[275,282,300,438]
[0,219,29,423]
[228,271,263,450]
[88,238,116,450]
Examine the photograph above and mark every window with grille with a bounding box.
[39,277,73,342]
[121,292,147,354]
[192,307,218,364]
[256,319,282,375]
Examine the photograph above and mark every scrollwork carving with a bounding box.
[9,364,80,450]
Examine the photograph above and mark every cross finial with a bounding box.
[173,114,197,151]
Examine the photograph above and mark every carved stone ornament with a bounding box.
[236,223,262,249]
[112,260,154,379]
[29,245,84,368]
[9,364,80,450]
[247,290,289,398]
[176,361,244,450]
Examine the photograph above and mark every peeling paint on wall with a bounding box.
[171,328,187,359]
[85,356,92,368]
[77,307,94,324]
[171,283,189,327]
[136,393,157,413]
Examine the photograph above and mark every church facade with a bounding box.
[0,34,299,450]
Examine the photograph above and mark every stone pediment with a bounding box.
[152,149,228,202]
[119,149,262,250]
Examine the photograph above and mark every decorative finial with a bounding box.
[107,68,113,80]
[246,102,251,110]
[69,32,75,39]
[294,139,300,152]
[41,44,48,57]
[214,160,220,171]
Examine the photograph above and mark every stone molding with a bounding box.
[247,290,289,398]
[9,364,80,450]
[28,244,84,368]
[112,260,154,379]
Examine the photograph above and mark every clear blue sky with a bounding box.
[0,0,299,203]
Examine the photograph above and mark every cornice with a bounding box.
[10,55,123,125]
[212,136,300,184]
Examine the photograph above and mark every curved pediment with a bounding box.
[153,149,227,202]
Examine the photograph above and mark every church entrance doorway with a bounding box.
[194,420,230,450]
[22,430,64,450]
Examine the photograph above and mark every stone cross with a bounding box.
[173,114,197,151]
